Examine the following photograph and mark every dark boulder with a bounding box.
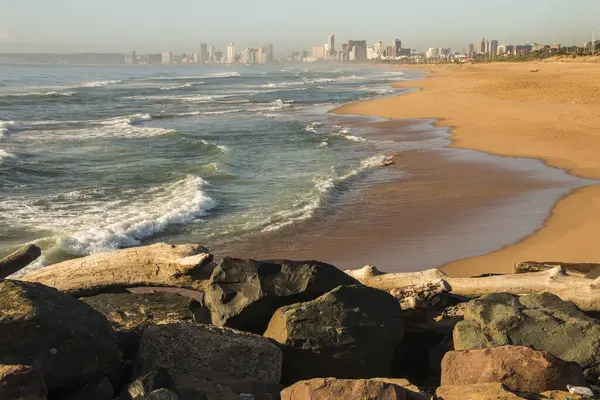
[264,285,404,384]
[125,369,176,400]
[0,364,47,400]
[136,389,180,400]
[204,258,359,334]
[0,244,41,279]
[81,291,209,360]
[136,323,282,391]
[61,377,114,400]
[454,292,600,380]
[0,280,120,391]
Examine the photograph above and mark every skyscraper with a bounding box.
[227,42,235,64]
[489,40,499,58]
[328,33,335,60]
[466,42,475,57]
[261,43,274,63]
[199,43,208,64]
[477,38,486,54]
[393,38,402,57]
[161,52,172,64]
[208,45,215,63]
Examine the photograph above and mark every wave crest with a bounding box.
[58,175,217,255]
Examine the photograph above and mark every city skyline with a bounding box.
[1,0,599,54]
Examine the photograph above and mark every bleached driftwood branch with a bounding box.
[346,265,600,312]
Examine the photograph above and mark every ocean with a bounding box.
[0,63,420,267]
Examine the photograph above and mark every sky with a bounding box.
[1,0,599,55]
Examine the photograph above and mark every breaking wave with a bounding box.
[260,154,388,232]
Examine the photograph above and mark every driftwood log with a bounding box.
[0,244,41,279]
[21,243,214,296]
[345,265,600,312]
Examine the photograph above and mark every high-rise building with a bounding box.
[477,38,486,54]
[227,42,235,64]
[466,42,475,58]
[312,45,326,60]
[199,43,208,64]
[344,40,367,59]
[260,43,274,63]
[393,38,402,57]
[328,33,335,60]
[426,47,439,58]
[385,45,396,58]
[208,45,215,63]
[349,45,367,61]
[489,40,499,58]
[374,41,385,58]
[214,51,223,63]
[242,48,257,64]
[161,52,172,64]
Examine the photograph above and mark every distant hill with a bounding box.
[0,53,126,65]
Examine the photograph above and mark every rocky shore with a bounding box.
[2,243,600,399]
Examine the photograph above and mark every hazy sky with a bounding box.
[1,0,599,54]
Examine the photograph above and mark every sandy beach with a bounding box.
[333,60,600,277]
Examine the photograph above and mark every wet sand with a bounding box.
[333,61,600,276]
[227,117,586,272]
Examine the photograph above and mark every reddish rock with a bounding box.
[280,378,427,400]
[436,383,523,400]
[441,346,585,393]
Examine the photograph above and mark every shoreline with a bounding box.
[332,62,600,277]
[223,113,583,273]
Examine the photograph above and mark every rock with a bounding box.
[136,323,282,391]
[81,292,200,333]
[435,383,524,400]
[281,378,427,400]
[63,377,114,400]
[110,360,134,395]
[441,346,586,393]
[264,285,403,383]
[393,294,468,384]
[204,257,359,334]
[21,243,214,296]
[125,369,176,400]
[453,292,600,380]
[536,391,587,399]
[0,244,42,279]
[0,364,47,400]
[390,280,451,310]
[567,385,594,397]
[515,261,600,276]
[182,379,282,400]
[0,280,120,391]
[137,389,179,400]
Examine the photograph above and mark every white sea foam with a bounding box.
[203,109,244,116]
[0,121,23,134]
[0,149,17,163]
[6,175,218,256]
[146,72,241,81]
[304,122,323,133]
[82,80,122,88]
[250,99,291,112]
[1,91,76,98]
[199,139,229,152]
[159,82,203,91]
[318,141,329,148]
[331,126,368,142]
[260,154,387,232]
[127,114,152,125]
